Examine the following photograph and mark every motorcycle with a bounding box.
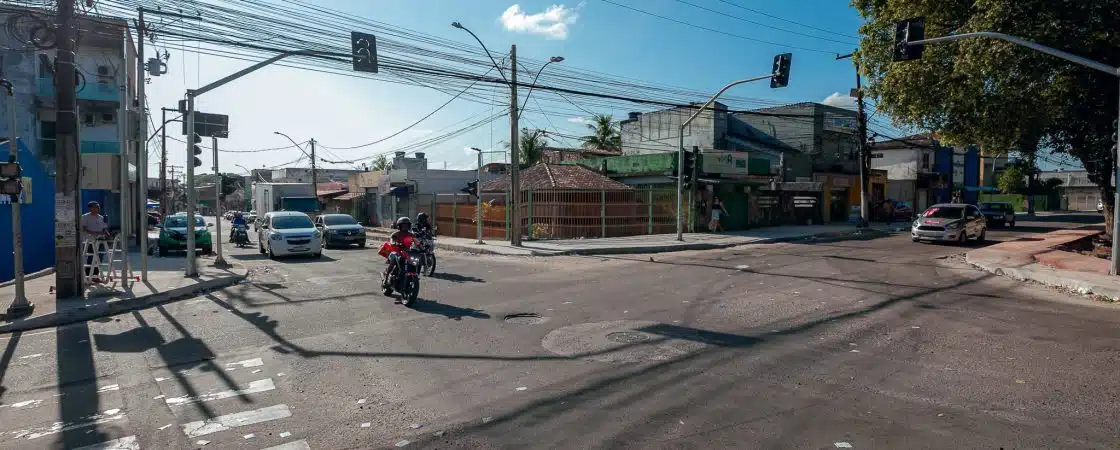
[379,241,421,306]
[414,229,436,276]
[231,224,250,248]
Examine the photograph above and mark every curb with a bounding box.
[0,269,248,334]
[965,253,1120,301]
[367,228,891,257]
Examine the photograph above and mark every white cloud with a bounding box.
[567,116,590,124]
[822,92,858,110]
[499,3,583,39]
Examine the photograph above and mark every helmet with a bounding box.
[234,212,243,217]
[394,216,412,231]
[416,212,429,223]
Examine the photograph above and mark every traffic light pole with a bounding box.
[184,96,198,277]
[3,79,32,317]
[901,29,1120,273]
[676,74,775,241]
[212,137,226,266]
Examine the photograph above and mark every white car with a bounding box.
[257,211,323,259]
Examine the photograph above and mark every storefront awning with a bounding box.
[333,192,364,201]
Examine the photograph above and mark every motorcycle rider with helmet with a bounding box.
[382,217,416,297]
[413,212,434,236]
[230,212,248,242]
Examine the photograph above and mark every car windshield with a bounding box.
[324,215,357,226]
[165,216,205,227]
[980,203,1007,211]
[923,206,964,219]
[272,215,313,229]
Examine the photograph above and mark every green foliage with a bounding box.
[504,128,548,166]
[997,165,1026,194]
[579,114,621,151]
[370,154,390,171]
[852,0,1120,195]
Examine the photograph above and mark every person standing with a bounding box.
[709,196,728,232]
[80,201,109,280]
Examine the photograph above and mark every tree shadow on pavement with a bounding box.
[409,299,490,320]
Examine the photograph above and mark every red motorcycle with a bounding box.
[378,240,421,306]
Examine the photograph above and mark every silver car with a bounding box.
[911,203,987,244]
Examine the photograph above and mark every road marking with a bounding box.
[0,329,56,340]
[10,410,126,440]
[9,399,42,408]
[225,358,264,370]
[74,435,139,450]
[19,353,44,359]
[166,378,276,406]
[182,404,292,438]
[97,384,120,393]
[263,440,311,450]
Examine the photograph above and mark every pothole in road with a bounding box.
[503,313,547,325]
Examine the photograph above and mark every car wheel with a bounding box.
[957,231,967,245]
[158,245,166,257]
[976,228,986,243]
[268,243,277,260]
[1009,219,1015,227]
[259,240,266,254]
[313,252,322,259]
[358,240,366,248]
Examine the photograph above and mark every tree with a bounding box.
[997,165,1026,194]
[853,0,1120,236]
[370,154,390,171]
[504,128,548,166]
[579,114,621,151]
[1042,177,1065,194]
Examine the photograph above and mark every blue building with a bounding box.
[871,133,980,212]
[0,138,55,281]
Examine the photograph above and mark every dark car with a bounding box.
[978,202,1016,227]
[314,214,366,248]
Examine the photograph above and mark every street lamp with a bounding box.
[518,56,564,120]
[273,131,316,197]
[451,22,507,82]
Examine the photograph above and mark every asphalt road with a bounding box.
[1,213,1117,449]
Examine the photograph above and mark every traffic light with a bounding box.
[893,17,926,62]
[461,179,479,197]
[190,133,203,168]
[681,147,696,189]
[770,53,791,89]
[0,158,22,199]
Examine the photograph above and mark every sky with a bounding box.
[143,0,873,179]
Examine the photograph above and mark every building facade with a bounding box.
[871,134,980,212]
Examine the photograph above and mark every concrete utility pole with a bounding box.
[53,0,82,298]
[508,44,521,246]
[160,108,169,218]
[212,136,225,265]
[3,79,32,317]
[473,147,483,244]
[310,138,319,202]
[837,52,870,227]
[117,80,130,286]
[184,96,198,277]
[135,8,149,280]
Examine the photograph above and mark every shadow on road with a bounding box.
[55,322,111,448]
[0,331,18,401]
[229,253,337,263]
[410,300,490,320]
[427,272,486,283]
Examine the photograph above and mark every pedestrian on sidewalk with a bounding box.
[709,197,727,232]
[81,201,109,281]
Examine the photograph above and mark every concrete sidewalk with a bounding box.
[366,223,903,257]
[966,225,1120,301]
[0,245,248,333]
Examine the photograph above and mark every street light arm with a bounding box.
[273,131,310,159]
[453,25,508,83]
[682,74,775,128]
[189,50,325,98]
[909,32,1119,76]
[517,60,556,121]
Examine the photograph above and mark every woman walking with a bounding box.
[709,196,728,232]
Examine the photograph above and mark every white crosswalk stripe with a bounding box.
[165,378,277,406]
[182,404,293,438]
[73,435,140,450]
[263,439,312,450]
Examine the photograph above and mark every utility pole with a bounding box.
[117,79,130,286]
[134,8,148,281]
[160,108,168,218]
[689,145,699,232]
[837,52,870,227]
[309,138,319,204]
[184,97,198,277]
[54,0,81,298]
[508,44,521,246]
[3,79,32,317]
[212,136,225,265]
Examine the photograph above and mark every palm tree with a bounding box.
[504,128,548,166]
[579,114,621,151]
[370,154,390,171]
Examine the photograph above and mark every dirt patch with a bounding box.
[1054,234,1112,260]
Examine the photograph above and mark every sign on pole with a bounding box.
[351,32,378,73]
[181,111,230,138]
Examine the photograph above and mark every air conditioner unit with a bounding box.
[97,65,110,76]
[83,113,95,126]
[101,112,115,124]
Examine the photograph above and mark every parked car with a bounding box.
[157,214,213,256]
[911,203,987,244]
[314,213,366,248]
[257,211,323,259]
[978,201,1016,227]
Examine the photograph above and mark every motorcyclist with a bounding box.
[230,212,248,242]
[382,217,416,294]
[413,212,434,236]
